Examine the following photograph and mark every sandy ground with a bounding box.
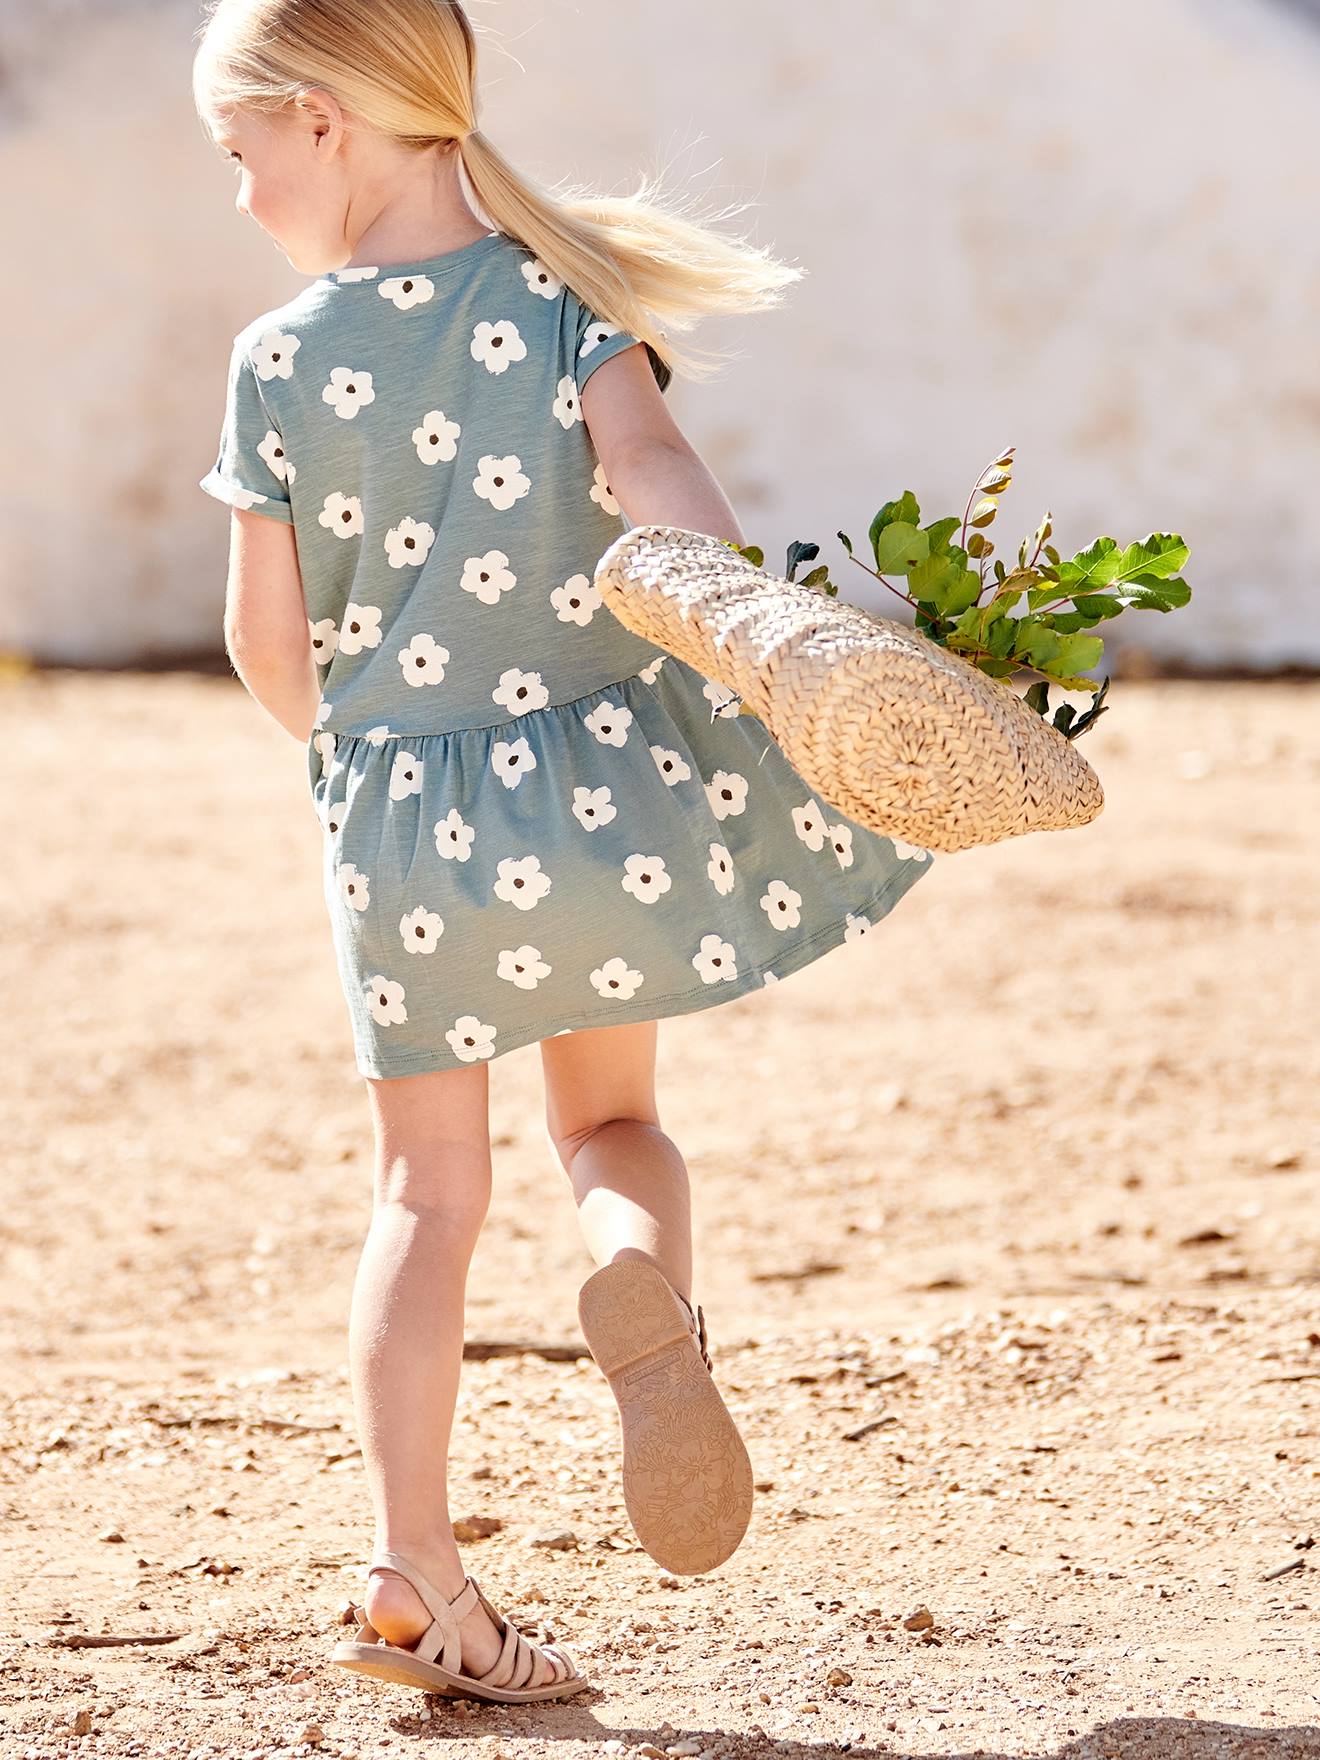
[2,668,1318,1760]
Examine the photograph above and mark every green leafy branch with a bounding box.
[726,447,1191,742]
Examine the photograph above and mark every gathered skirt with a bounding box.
[307,651,936,1078]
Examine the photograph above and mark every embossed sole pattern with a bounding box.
[577,1259,754,1574]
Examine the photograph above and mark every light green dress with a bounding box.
[200,229,935,1077]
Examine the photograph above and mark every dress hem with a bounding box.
[348,855,930,1080]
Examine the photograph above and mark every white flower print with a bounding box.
[584,700,632,746]
[826,821,855,868]
[322,797,347,836]
[490,734,537,789]
[579,319,622,358]
[493,854,552,910]
[497,944,551,990]
[363,725,392,745]
[520,256,561,299]
[399,904,444,952]
[571,784,616,831]
[492,667,550,716]
[461,549,517,605]
[552,375,582,429]
[638,654,666,684]
[692,932,738,984]
[891,838,933,862]
[759,879,803,930]
[249,328,300,381]
[650,744,691,785]
[304,608,336,658]
[312,730,336,766]
[446,1015,497,1062]
[257,429,294,485]
[470,319,527,374]
[707,842,735,895]
[318,492,363,538]
[389,751,423,800]
[313,697,331,729]
[336,605,381,661]
[473,454,530,511]
[621,853,672,905]
[378,273,434,310]
[384,516,436,569]
[433,807,475,861]
[590,956,644,1002]
[550,574,601,626]
[413,410,461,464]
[705,768,749,820]
[337,862,370,911]
[398,632,450,686]
[703,679,742,719]
[843,912,874,943]
[763,969,780,985]
[791,799,829,852]
[322,367,375,419]
[366,975,408,1026]
[335,265,379,283]
[588,460,620,516]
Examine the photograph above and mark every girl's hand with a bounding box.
[580,344,744,547]
[222,508,321,742]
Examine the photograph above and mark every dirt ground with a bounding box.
[2,668,1317,1760]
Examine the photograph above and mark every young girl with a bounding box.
[193,0,935,1706]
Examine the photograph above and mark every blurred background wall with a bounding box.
[2,0,1317,669]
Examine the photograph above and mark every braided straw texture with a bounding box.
[594,525,1104,855]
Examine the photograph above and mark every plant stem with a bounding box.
[844,551,920,609]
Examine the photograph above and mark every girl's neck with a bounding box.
[342,147,489,270]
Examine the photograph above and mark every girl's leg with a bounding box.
[539,1019,692,1302]
[350,1061,558,1686]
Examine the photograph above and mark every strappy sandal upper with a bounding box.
[676,1289,713,1372]
[332,1549,586,1701]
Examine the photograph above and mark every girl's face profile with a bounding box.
[207,98,347,275]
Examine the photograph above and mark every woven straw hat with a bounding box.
[593,524,1104,855]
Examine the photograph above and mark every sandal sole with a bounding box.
[330,1641,589,1701]
[578,1259,753,1574]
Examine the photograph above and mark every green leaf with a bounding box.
[1053,702,1077,734]
[1023,680,1051,716]
[735,543,764,568]
[837,529,855,557]
[868,492,922,563]
[969,497,998,528]
[872,521,930,576]
[908,552,969,612]
[923,516,961,554]
[785,539,820,581]
[1051,631,1105,674]
[801,565,832,589]
[1056,532,1189,595]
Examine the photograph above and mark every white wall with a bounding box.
[2,0,1316,667]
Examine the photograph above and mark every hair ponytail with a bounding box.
[194,0,802,383]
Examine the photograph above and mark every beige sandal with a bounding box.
[577,1259,753,1576]
[330,1549,588,1702]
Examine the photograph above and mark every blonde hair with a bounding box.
[192,0,802,383]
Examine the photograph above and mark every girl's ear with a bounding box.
[296,86,345,156]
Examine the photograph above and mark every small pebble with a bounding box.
[529,1530,577,1551]
[827,1666,852,1686]
[452,1514,503,1543]
[903,1606,935,1631]
[298,1726,325,1749]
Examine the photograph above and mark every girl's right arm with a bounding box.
[579,344,745,548]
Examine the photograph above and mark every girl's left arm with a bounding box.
[222,508,321,743]
[580,345,745,546]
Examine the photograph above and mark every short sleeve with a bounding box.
[198,333,295,523]
[574,303,672,398]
